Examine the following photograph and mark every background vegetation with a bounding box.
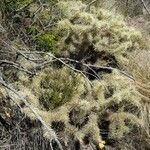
[0,0,150,150]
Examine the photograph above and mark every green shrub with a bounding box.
[32,67,82,110]
[35,32,58,53]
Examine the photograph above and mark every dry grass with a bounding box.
[126,50,150,100]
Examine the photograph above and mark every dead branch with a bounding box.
[0,39,44,63]
[46,53,93,86]
[17,50,44,62]
[85,0,97,11]
[141,0,150,15]
[38,0,44,6]
[59,57,135,81]
[0,60,35,75]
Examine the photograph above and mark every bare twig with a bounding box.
[0,38,135,81]
[37,17,45,30]
[38,0,43,6]
[19,51,45,54]
[59,57,135,81]
[46,53,93,86]
[0,39,44,63]
[44,22,58,30]
[141,0,150,15]
[0,24,6,33]
[85,0,97,11]
[86,64,135,81]
[33,6,43,17]
[35,59,57,69]
[0,60,35,75]
[17,51,44,62]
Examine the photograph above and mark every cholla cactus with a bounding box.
[15,67,105,148]
[56,0,145,67]
[14,69,144,149]
[8,1,149,149]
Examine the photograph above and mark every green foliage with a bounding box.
[26,26,59,53]
[35,32,58,53]
[32,67,82,110]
